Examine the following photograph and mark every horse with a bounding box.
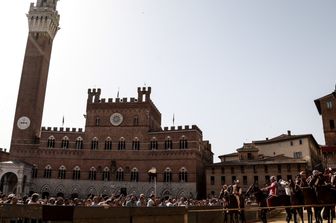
[246,183,292,223]
[245,183,269,223]
[220,185,240,223]
[315,184,336,223]
[279,179,305,223]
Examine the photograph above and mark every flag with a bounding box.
[62,116,64,126]
[173,113,175,126]
[117,87,120,98]
[148,167,157,177]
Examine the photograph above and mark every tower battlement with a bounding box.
[28,0,60,40]
[42,127,83,133]
[87,87,154,105]
[162,125,202,133]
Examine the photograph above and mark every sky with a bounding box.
[0,0,335,162]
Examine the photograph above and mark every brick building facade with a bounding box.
[0,0,213,199]
[315,88,336,168]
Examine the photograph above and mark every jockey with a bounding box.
[232,180,242,208]
[298,171,309,187]
[263,176,278,207]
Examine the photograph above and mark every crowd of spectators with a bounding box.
[0,192,223,208]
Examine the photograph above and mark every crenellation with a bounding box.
[185,125,190,130]
[164,127,169,131]
[122,97,127,102]
[178,126,182,130]
[108,98,113,103]
[42,127,84,133]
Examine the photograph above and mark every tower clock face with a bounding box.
[110,113,123,126]
[17,116,31,130]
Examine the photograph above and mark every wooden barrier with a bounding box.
[1,204,330,223]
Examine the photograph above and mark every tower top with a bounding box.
[36,0,58,10]
[27,0,60,39]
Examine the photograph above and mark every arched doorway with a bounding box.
[0,172,18,194]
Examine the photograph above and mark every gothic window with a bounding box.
[75,137,83,150]
[133,115,139,126]
[116,167,124,181]
[44,165,52,178]
[47,136,55,148]
[118,137,126,150]
[104,137,112,150]
[179,136,188,149]
[72,166,80,180]
[88,167,96,181]
[58,165,66,179]
[102,167,110,181]
[179,167,188,182]
[95,116,100,126]
[61,136,69,149]
[164,167,172,183]
[132,137,140,150]
[164,137,173,150]
[32,165,38,179]
[130,168,139,182]
[91,137,99,150]
[150,137,158,150]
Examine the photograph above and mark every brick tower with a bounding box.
[314,88,336,146]
[10,0,60,152]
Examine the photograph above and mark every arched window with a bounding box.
[133,115,139,126]
[104,137,112,150]
[75,137,83,150]
[88,167,96,180]
[95,116,100,126]
[179,167,188,182]
[164,167,172,183]
[32,165,38,178]
[102,167,110,181]
[179,136,188,149]
[164,137,173,150]
[44,165,52,178]
[130,167,139,182]
[91,137,99,150]
[116,167,124,181]
[150,137,158,150]
[118,137,126,150]
[61,136,69,149]
[47,136,55,148]
[73,166,80,180]
[58,165,66,179]
[132,137,140,150]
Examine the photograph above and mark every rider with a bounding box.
[232,179,242,208]
[264,176,278,207]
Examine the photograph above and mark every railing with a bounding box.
[0,204,334,223]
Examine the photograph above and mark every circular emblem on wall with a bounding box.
[17,116,31,130]
[110,113,123,126]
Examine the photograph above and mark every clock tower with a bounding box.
[10,0,60,151]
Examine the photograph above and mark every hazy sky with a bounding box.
[0,0,335,162]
